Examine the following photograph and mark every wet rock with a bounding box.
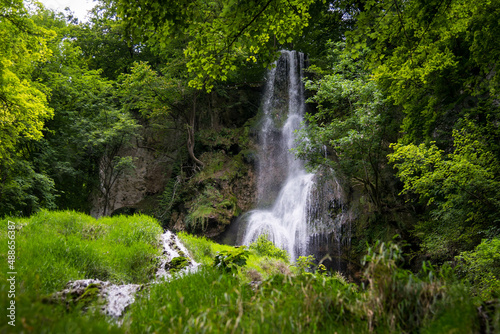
[103,284,142,318]
[46,279,142,318]
[156,230,199,280]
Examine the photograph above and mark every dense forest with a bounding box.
[1,0,499,332]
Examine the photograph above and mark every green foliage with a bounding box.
[0,7,142,215]
[0,1,59,216]
[344,0,500,268]
[37,16,139,213]
[347,0,500,143]
[389,123,500,259]
[248,234,289,262]
[179,232,290,282]
[292,255,316,274]
[213,247,250,273]
[198,127,244,153]
[0,159,57,216]
[456,238,500,300]
[0,210,162,295]
[297,42,397,210]
[118,61,180,119]
[116,0,315,91]
[293,1,355,60]
[0,0,55,163]
[72,1,159,80]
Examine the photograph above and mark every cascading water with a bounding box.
[240,51,350,266]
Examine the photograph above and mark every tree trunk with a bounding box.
[187,91,204,167]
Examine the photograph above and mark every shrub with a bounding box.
[248,234,289,262]
[455,238,500,300]
[362,241,478,333]
[292,255,316,274]
[213,247,250,273]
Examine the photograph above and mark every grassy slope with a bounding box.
[0,211,487,333]
[0,210,163,333]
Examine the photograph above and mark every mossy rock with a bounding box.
[75,283,101,305]
[44,283,103,311]
[166,256,190,273]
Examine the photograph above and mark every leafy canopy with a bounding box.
[0,0,55,162]
[116,0,315,91]
[348,0,500,143]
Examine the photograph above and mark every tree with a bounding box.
[72,0,160,80]
[116,0,315,91]
[41,55,139,215]
[347,0,500,145]
[0,0,57,216]
[0,0,54,162]
[29,7,140,215]
[118,60,205,167]
[389,121,500,260]
[345,0,500,260]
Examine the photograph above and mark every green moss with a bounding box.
[167,256,190,273]
[75,284,101,305]
[185,184,240,230]
[194,152,246,183]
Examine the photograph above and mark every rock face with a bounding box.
[90,124,178,218]
[169,149,258,238]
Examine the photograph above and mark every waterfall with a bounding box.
[240,51,350,264]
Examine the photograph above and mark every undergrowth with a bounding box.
[178,232,291,281]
